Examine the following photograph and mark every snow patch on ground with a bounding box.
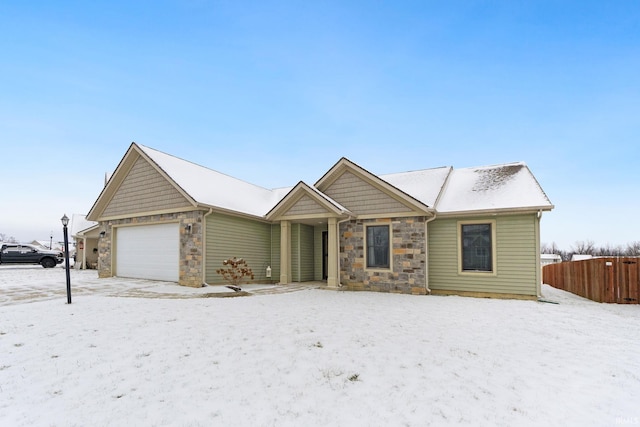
[1,266,638,426]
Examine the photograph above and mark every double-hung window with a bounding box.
[366,225,390,269]
[459,221,496,273]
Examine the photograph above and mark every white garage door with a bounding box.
[116,223,179,282]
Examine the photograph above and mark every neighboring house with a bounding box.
[71,214,100,269]
[31,240,63,252]
[31,240,52,250]
[541,253,563,267]
[571,254,593,261]
[86,143,554,299]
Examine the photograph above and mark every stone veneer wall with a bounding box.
[97,210,205,287]
[340,217,427,295]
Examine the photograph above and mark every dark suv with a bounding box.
[0,243,64,268]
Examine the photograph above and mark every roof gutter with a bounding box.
[435,205,554,218]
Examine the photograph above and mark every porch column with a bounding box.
[81,237,88,270]
[327,217,339,288]
[280,220,291,284]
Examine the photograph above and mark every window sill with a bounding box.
[365,267,392,273]
[458,270,497,277]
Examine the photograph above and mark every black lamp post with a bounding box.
[61,214,72,304]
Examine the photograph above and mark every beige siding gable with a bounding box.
[103,156,192,217]
[283,194,331,217]
[324,171,413,215]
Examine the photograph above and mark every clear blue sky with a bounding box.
[1,1,638,249]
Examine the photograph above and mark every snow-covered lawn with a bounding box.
[1,267,639,426]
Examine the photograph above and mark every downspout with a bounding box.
[536,210,543,297]
[202,208,214,286]
[426,166,452,295]
[337,216,352,287]
[297,223,301,283]
[424,212,437,294]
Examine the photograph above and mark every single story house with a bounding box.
[86,143,553,299]
[571,254,593,262]
[71,214,100,269]
[541,253,563,267]
[31,240,55,250]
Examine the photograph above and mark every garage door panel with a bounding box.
[116,223,179,282]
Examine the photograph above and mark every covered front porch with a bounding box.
[277,217,343,288]
[265,181,352,288]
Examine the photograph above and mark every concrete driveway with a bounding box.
[0,265,321,306]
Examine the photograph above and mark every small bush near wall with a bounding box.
[216,257,255,286]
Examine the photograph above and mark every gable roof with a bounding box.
[88,145,553,222]
[380,166,452,208]
[137,145,289,217]
[71,214,98,236]
[315,157,435,214]
[265,181,352,220]
[87,143,291,220]
[434,162,553,214]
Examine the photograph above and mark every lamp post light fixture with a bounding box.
[61,214,72,304]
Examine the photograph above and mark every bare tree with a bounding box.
[571,240,596,255]
[543,239,640,259]
[540,242,552,254]
[625,241,640,256]
[595,243,624,257]
[559,249,571,261]
[0,233,17,243]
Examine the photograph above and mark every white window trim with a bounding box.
[457,219,497,276]
[364,223,393,272]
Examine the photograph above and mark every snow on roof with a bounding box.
[135,146,552,217]
[71,214,98,236]
[381,166,452,208]
[32,241,51,249]
[571,254,593,261]
[139,145,287,217]
[435,162,553,213]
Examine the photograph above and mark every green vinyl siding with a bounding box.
[314,224,328,281]
[429,214,538,295]
[205,213,278,285]
[269,223,281,283]
[300,224,314,281]
[291,223,315,282]
[291,224,299,281]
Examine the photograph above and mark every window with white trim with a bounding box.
[366,225,390,269]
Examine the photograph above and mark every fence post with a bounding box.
[605,259,614,303]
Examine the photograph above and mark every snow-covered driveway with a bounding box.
[0,266,294,306]
[1,267,639,426]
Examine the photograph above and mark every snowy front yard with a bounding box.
[1,267,639,426]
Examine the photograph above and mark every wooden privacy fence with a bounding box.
[543,257,640,304]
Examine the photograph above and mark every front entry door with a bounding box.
[322,231,328,280]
